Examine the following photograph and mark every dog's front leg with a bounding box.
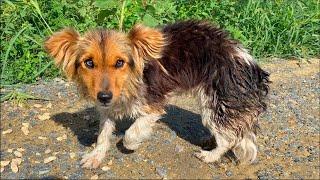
[81,117,115,169]
[123,114,161,150]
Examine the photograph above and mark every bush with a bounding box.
[1,0,319,85]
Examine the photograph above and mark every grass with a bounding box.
[0,0,319,86]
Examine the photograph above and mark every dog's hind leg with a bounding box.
[233,132,257,163]
[123,113,162,150]
[195,130,234,163]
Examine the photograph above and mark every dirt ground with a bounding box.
[1,59,319,179]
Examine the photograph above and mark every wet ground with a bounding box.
[1,59,319,179]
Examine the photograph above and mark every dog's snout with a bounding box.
[97,91,113,104]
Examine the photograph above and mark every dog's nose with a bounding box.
[97,91,113,104]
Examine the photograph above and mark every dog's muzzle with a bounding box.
[97,91,113,105]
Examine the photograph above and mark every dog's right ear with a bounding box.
[44,28,79,80]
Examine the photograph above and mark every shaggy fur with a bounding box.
[45,20,269,168]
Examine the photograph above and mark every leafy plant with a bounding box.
[0,0,319,87]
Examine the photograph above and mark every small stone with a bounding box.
[34,104,42,108]
[44,156,56,163]
[2,129,13,135]
[0,167,4,173]
[226,170,233,177]
[38,113,50,121]
[156,166,167,178]
[14,151,22,158]
[34,161,40,164]
[90,174,99,179]
[107,159,113,165]
[38,136,47,140]
[39,169,50,175]
[175,145,184,153]
[1,160,10,167]
[17,148,25,152]
[102,166,110,171]
[36,153,41,156]
[10,161,19,173]
[22,123,29,127]
[21,126,29,135]
[45,149,51,154]
[7,149,13,153]
[70,152,76,159]
[46,103,52,108]
[11,158,22,165]
[56,134,67,141]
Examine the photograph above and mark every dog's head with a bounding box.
[45,25,165,107]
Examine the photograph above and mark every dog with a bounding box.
[45,20,270,169]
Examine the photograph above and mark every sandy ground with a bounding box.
[0,59,319,179]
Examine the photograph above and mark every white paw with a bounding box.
[80,149,105,169]
[194,150,221,163]
[123,136,141,150]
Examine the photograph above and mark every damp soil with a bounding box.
[1,59,319,179]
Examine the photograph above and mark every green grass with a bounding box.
[1,0,319,85]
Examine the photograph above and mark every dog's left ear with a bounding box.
[128,24,165,61]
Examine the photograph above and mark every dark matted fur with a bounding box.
[144,21,270,135]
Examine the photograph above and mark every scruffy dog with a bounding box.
[45,20,269,169]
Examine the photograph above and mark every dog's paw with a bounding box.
[123,137,141,150]
[194,150,220,163]
[80,149,105,169]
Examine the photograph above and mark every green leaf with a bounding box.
[94,0,119,10]
[142,14,158,27]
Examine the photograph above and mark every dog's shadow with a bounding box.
[51,105,215,149]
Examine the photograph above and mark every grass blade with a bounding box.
[1,26,27,83]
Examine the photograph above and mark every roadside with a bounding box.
[1,59,319,179]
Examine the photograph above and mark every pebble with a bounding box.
[10,158,22,173]
[7,149,13,153]
[22,122,29,127]
[0,167,4,173]
[2,129,13,135]
[226,170,233,177]
[21,126,29,135]
[44,156,57,163]
[107,159,113,165]
[17,148,25,152]
[175,145,184,153]
[13,151,22,158]
[102,166,111,171]
[34,104,42,108]
[90,174,99,179]
[45,149,51,154]
[70,152,76,159]
[46,103,52,108]
[57,134,67,141]
[1,160,10,167]
[156,166,167,178]
[38,136,47,140]
[39,169,50,175]
[38,113,50,121]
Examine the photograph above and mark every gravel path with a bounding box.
[1,59,319,179]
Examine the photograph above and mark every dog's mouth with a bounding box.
[97,102,111,108]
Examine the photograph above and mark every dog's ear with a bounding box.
[44,28,80,80]
[128,24,165,61]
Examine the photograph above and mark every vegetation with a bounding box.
[1,0,319,85]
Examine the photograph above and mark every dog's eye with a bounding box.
[115,59,125,68]
[84,59,94,69]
